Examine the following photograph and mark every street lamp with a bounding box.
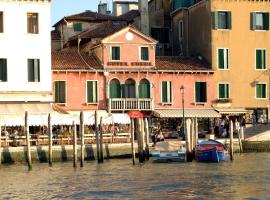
[180,85,185,140]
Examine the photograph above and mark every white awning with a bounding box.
[153,109,221,118]
[0,103,55,115]
[215,108,248,115]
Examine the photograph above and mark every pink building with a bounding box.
[52,25,220,134]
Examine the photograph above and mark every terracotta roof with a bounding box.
[52,50,102,70]
[155,57,211,71]
[53,10,125,27]
[51,30,61,40]
[68,21,127,44]
[118,10,140,22]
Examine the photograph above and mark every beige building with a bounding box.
[172,0,270,123]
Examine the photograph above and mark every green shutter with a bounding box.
[227,11,232,29]
[251,12,256,30]
[264,13,269,30]
[256,50,262,69]
[0,59,7,82]
[218,49,224,69]
[256,84,261,98]
[195,82,200,102]
[73,23,82,31]
[139,82,150,98]
[169,81,172,103]
[59,81,66,103]
[162,81,167,103]
[219,84,224,99]
[110,82,121,98]
[116,47,120,60]
[262,50,266,69]
[202,82,207,102]
[87,81,93,103]
[54,81,59,103]
[212,12,218,29]
[226,84,229,99]
[28,59,34,82]
[34,59,40,82]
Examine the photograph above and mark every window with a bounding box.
[0,12,3,33]
[54,81,66,104]
[195,82,207,103]
[86,81,98,103]
[251,12,269,31]
[218,48,229,69]
[212,11,232,30]
[218,83,229,99]
[0,59,7,82]
[162,81,172,104]
[111,46,120,61]
[256,83,267,99]
[140,47,149,61]
[27,13,38,34]
[256,49,266,69]
[73,23,82,32]
[28,59,40,82]
[179,20,183,40]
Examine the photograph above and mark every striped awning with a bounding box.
[0,103,55,115]
[215,108,248,115]
[153,109,221,118]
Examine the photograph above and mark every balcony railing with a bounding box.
[109,98,154,111]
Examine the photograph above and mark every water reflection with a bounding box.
[0,153,270,199]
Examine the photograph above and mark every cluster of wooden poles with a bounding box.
[0,111,152,170]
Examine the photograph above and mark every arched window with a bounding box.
[109,79,121,98]
[139,79,150,98]
[122,78,136,98]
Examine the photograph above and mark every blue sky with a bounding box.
[51,0,112,26]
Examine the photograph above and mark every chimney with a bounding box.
[139,0,149,35]
[98,1,108,15]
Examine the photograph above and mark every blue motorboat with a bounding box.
[195,139,229,162]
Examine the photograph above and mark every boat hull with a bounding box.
[195,139,229,162]
[152,150,186,162]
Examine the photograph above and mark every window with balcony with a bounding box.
[28,59,40,82]
[0,58,7,82]
[73,23,82,32]
[218,48,229,69]
[122,79,136,98]
[256,83,267,99]
[139,79,150,98]
[0,12,3,33]
[162,81,172,104]
[86,80,98,103]
[54,81,66,104]
[256,49,266,70]
[140,47,149,61]
[212,11,232,30]
[111,46,120,61]
[218,83,230,99]
[27,13,39,34]
[195,82,207,103]
[109,79,121,98]
[251,12,269,31]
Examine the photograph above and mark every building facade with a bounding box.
[172,0,270,123]
[0,0,52,103]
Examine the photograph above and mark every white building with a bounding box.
[0,0,52,103]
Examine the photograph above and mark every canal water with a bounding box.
[0,153,270,200]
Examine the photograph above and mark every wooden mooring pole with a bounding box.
[99,117,104,163]
[48,114,53,166]
[131,119,135,165]
[73,121,77,168]
[238,130,243,153]
[80,111,84,167]
[144,118,150,160]
[25,111,32,170]
[229,120,234,161]
[95,111,100,162]
[137,118,145,163]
